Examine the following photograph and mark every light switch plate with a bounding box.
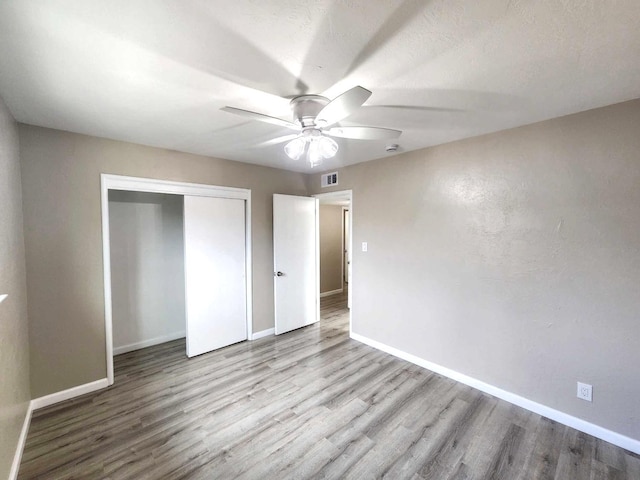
[0,294,7,304]
[362,242,368,252]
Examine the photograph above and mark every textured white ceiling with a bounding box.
[0,0,639,173]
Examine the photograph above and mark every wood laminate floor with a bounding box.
[19,290,640,479]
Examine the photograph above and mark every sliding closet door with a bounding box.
[184,195,247,357]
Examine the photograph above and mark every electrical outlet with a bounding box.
[362,242,368,252]
[577,382,592,402]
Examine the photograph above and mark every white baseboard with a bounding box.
[350,332,640,455]
[251,328,274,340]
[9,401,33,480]
[113,331,186,355]
[31,378,109,411]
[320,288,343,298]
[11,378,110,478]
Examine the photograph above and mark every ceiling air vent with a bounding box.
[321,172,339,188]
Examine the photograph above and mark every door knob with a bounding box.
[275,271,284,277]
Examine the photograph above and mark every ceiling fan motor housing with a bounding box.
[290,95,329,127]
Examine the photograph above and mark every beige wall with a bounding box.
[0,98,30,477]
[319,205,343,294]
[309,99,640,441]
[19,125,307,397]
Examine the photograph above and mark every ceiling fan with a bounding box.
[221,86,402,167]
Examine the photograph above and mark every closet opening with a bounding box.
[108,190,186,356]
[101,174,252,385]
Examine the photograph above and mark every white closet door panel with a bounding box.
[273,194,318,335]
[184,196,246,357]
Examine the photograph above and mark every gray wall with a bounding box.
[19,125,307,397]
[108,191,185,354]
[309,99,640,441]
[0,98,30,477]
[319,204,343,294]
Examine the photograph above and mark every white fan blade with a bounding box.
[315,86,372,127]
[254,134,300,148]
[221,106,300,131]
[326,126,401,140]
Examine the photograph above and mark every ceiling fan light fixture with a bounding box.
[284,136,306,160]
[307,140,323,168]
[284,131,338,167]
[318,135,338,158]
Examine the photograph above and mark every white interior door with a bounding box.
[273,194,318,335]
[184,195,246,357]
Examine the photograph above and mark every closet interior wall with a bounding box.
[108,190,185,355]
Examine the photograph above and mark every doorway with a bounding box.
[314,190,352,331]
[101,174,253,385]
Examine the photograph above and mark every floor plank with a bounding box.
[18,289,640,479]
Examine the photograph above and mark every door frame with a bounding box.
[342,206,350,286]
[100,174,252,385]
[313,189,353,334]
